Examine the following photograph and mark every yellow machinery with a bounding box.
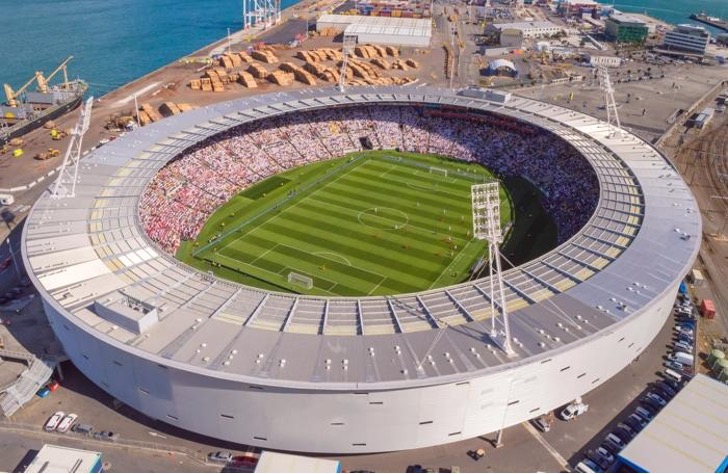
[12,149,23,158]
[3,56,74,107]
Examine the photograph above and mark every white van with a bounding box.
[663,368,683,383]
[670,352,694,366]
[574,460,598,473]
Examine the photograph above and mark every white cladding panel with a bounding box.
[43,285,674,453]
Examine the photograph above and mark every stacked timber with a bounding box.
[405,58,419,69]
[252,50,279,63]
[248,63,269,79]
[268,70,294,86]
[304,62,339,82]
[386,46,400,57]
[137,103,163,125]
[159,102,182,117]
[371,58,391,70]
[237,71,258,88]
[177,103,195,112]
[279,63,318,85]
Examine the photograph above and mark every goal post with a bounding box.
[429,166,448,177]
[288,271,313,290]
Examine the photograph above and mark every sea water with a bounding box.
[1,0,725,97]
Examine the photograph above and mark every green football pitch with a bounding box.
[177,151,512,297]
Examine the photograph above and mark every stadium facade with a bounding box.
[21,86,701,453]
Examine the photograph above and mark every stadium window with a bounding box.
[220,414,235,420]
[63,324,70,331]
[560,366,571,372]
[592,378,600,384]
[81,353,89,360]
[166,414,179,421]
[248,385,264,390]
[113,360,123,367]
[618,337,625,342]
[628,343,635,349]
[157,364,168,370]
[138,387,149,395]
[352,443,367,447]
[507,400,520,406]
[253,436,268,441]
[448,431,462,436]
[330,422,345,426]
[369,401,383,405]
[577,373,586,379]
[540,358,552,364]
[635,346,642,353]
[419,421,433,425]
[455,381,470,386]
[529,407,541,413]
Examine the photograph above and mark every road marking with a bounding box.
[522,421,570,470]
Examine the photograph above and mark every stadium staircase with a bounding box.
[0,350,53,417]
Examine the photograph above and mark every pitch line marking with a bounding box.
[313,251,352,266]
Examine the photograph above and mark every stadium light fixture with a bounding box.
[52,97,94,199]
[597,66,623,139]
[471,183,514,356]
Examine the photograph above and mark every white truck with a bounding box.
[560,397,589,421]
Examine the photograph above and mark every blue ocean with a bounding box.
[1,0,726,97]
[0,0,298,97]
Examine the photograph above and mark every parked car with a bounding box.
[617,422,637,438]
[93,431,119,442]
[622,416,644,434]
[605,433,626,450]
[57,413,77,433]
[645,392,668,407]
[44,411,65,431]
[664,360,685,372]
[72,423,95,435]
[36,387,50,398]
[574,459,599,473]
[46,380,60,392]
[532,416,552,432]
[651,385,674,401]
[585,451,610,471]
[635,406,654,421]
[595,446,614,464]
[655,380,677,397]
[674,342,693,353]
[641,397,662,413]
[613,426,634,442]
[208,451,233,464]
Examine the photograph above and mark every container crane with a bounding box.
[3,56,74,107]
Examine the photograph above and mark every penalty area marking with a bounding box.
[313,251,353,266]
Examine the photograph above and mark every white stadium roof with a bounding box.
[21,86,700,391]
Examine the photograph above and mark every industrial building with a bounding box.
[21,86,700,454]
[484,59,518,77]
[662,24,711,55]
[605,14,649,44]
[23,445,103,473]
[693,107,715,129]
[617,375,728,472]
[316,14,431,47]
[490,21,563,38]
[557,0,599,18]
[588,54,622,68]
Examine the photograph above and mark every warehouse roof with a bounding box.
[488,59,517,71]
[608,13,647,25]
[492,21,562,31]
[255,451,341,473]
[318,14,431,35]
[24,445,102,473]
[618,374,728,472]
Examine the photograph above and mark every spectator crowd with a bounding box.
[139,105,599,254]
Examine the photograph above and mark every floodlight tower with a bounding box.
[338,35,357,92]
[597,66,623,139]
[243,0,281,30]
[52,96,94,199]
[471,182,514,356]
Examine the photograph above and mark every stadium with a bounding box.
[21,86,700,453]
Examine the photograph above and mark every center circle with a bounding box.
[357,207,409,230]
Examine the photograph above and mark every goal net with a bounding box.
[288,271,313,290]
[429,166,448,177]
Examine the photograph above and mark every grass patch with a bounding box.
[178,151,554,296]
